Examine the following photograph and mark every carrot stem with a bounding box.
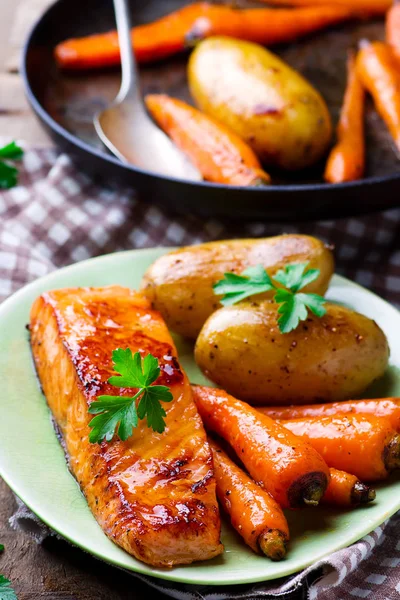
[258,529,288,560]
[352,481,376,504]
[384,433,400,470]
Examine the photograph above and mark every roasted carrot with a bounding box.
[386,0,400,61]
[356,40,400,152]
[209,438,289,559]
[145,94,270,187]
[280,415,400,481]
[256,0,391,17]
[192,386,330,509]
[258,398,400,432]
[54,3,354,70]
[322,468,376,507]
[324,52,365,183]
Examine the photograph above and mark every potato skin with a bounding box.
[141,235,334,339]
[188,37,333,170]
[195,301,389,405]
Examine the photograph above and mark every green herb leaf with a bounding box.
[213,265,274,306]
[0,575,17,600]
[0,142,24,190]
[276,293,308,333]
[273,263,320,293]
[0,163,18,190]
[297,293,327,318]
[137,385,173,433]
[88,350,173,443]
[0,142,23,160]
[0,545,3,553]
[213,261,327,334]
[88,395,139,443]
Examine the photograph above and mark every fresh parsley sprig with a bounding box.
[0,142,24,189]
[213,262,327,334]
[0,545,3,553]
[88,349,173,444]
[0,575,17,600]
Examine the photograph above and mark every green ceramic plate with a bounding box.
[0,248,400,586]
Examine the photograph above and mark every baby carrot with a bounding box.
[55,3,207,69]
[324,52,365,183]
[54,3,354,70]
[209,438,289,559]
[322,468,376,507]
[386,0,400,61]
[280,414,400,481]
[255,0,391,17]
[258,398,400,432]
[145,95,270,187]
[356,40,400,153]
[192,386,330,509]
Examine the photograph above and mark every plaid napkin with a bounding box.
[1,143,400,600]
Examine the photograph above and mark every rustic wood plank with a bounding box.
[0,74,51,146]
[6,0,54,72]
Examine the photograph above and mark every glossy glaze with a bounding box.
[258,398,400,432]
[141,234,334,339]
[281,414,398,481]
[209,438,289,556]
[30,286,223,567]
[192,386,329,508]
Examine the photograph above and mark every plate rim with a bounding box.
[21,0,400,196]
[0,247,400,586]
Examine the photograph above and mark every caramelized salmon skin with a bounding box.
[30,286,223,567]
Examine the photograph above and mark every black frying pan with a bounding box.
[22,0,400,220]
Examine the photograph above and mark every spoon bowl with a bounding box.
[94,0,201,182]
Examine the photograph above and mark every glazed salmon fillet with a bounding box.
[30,286,223,567]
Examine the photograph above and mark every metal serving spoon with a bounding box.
[94,0,201,181]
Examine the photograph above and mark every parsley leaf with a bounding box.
[273,263,320,292]
[0,142,24,160]
[214,261,327,333]
[0,142,23,190]
[0,575,17,600]
[88,349,173,443]
[0,163,18,190]
[213,265,274,306]
[0,545,3,553]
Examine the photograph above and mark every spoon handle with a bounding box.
[113,0,144,109]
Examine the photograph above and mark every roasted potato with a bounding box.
[188,37,333,171]
[195,301,389,405]
[141,235,334,339]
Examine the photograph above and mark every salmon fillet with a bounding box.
[30,286,223,567]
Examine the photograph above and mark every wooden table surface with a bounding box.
[0,0,50,146]
[0,3,165,598]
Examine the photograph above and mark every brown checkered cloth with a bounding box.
[1,143,400,600]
